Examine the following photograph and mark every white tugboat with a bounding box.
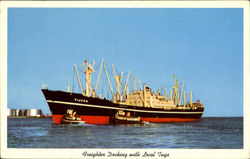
[61,109,86,124]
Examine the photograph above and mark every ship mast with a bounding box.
[83,60,95,97]
[112,64,123,101]
[138,80,142,90]
[178,81,184,105]
[190,91,192,106]
[122,71,130,98]
[173,75,179,105]
[67,72,70,92]
[183,91,186,107]
[133,77,136,91]
[94,59,104,97]
[74,64,85,95]
[161,86,169,100]
[104,65,115,99]
[170,90,172,101]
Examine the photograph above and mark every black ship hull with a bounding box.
[42,89,204,124]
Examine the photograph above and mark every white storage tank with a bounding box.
[7,109,11,116]
[26,109,42,117]
[9,109,16,116]
[18,109,26,116]
[15,109,20,116]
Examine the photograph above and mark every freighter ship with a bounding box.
[42,60,204,124]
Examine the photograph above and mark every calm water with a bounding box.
[8,117,243,148]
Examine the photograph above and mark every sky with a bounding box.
[7,8,243,116]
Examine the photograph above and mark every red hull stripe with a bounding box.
[52,114,199,124]
[52,114,64,124]
[52,115,110,124]
[141,117,199,123]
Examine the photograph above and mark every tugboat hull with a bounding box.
[61,118,86,124]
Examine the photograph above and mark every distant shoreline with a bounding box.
[7,116,52,118]
[7,116,242,119]
[202,116,243,118]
